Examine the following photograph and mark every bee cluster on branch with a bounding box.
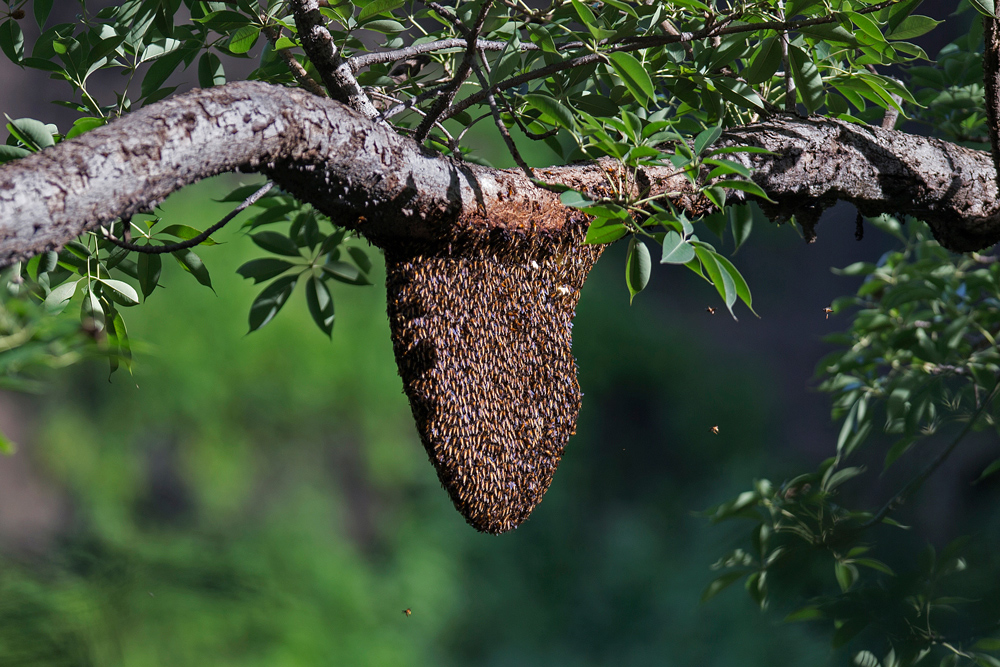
[384,220,602,534]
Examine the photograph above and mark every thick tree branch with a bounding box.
[0,82,997,266]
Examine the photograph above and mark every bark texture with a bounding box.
[0,80,997,267]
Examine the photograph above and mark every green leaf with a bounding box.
[0,145,30,163]
[721,178,776,203]
[98,278,140,307]
[66,117,105,140]
[585,220,628,244]
[160,224,217,245]
[198,52,226,88]
[322,260,372,285]
[701,570,750,602]
[34,0,53,29]
[788,45,824,114]
[973,638,1000,652]
[237,258,296,283]
[358,0,405,21]
[43,279,80,312]
[571,0,597,24]
[744,37,782,84]
[853,558,894,575]
[714,77,765,112]
[847,11,886,42]
[346,247,372,274]
[523,93,576,130]
[306,275,335,338]
[251,231,301,257]
[728,204,753,253]
[362,19,406,33]
[172,248,213,290]
[835,561,859,592]
[694,125,723,156]
[248,275,297,332]
[975,459,1000,484]
[695,247,737,318]
[970,0,995,16]
[784,607,824,623]
[137,251,161,299]
[660,231,696,264]
[7,117,55,150]
[560,190,595,208]
[0,19,24,64]
[824,466,864,492]
[887,15,941,40]
[713,253,757,317]
[228,25,260,54]
[608,52,655,107]
[625,237,651,303]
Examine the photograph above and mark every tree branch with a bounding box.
[983,13,1000,196]
[412,0,495,142]
[0,82,997,267]
[103,182,274,253]
[288,0,381,119]
[348,38,538,72]
[861,378,1000,530]
[261,24,328,98]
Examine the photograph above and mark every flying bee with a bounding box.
[823,307,834,319]
[709,425,720,435]
[402,608,412,617]
[706,306,716,315]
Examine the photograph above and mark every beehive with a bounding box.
[384,221,603,534]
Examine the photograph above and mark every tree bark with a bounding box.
[0,80,996,266]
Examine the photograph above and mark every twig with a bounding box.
[470,56,534,178]
[860,379,1000,530]
[261,24,328,98]
[982,13,1000,195]
[288,0,381,120]
[102,183,274,254]
[348,38,538,72]
[413,0,495,142]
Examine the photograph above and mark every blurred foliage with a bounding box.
[0,179,833,666]
[704,218,1000,667]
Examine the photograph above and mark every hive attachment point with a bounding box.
[385,224,602,534]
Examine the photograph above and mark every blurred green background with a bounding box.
[0,172,881,666]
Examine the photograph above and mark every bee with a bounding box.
[402,608,412,617]
[706,306,716,315]
[822,307,834,319]
[709,425,720,435]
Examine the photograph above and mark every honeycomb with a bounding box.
[384,222,603,534]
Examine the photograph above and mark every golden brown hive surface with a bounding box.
[384,224,603,534]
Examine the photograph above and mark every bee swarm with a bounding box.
[384,221,603,534]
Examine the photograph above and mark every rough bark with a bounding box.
[0,80,997,266]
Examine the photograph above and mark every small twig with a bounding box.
[261,24,328,98]
[861,378,1000,530]
[348,38,538,72]
[983,14,1000,196]
[778,1,795,112]
[470,56,534,178]
[413,0,495,142]
[102,183,274,254]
